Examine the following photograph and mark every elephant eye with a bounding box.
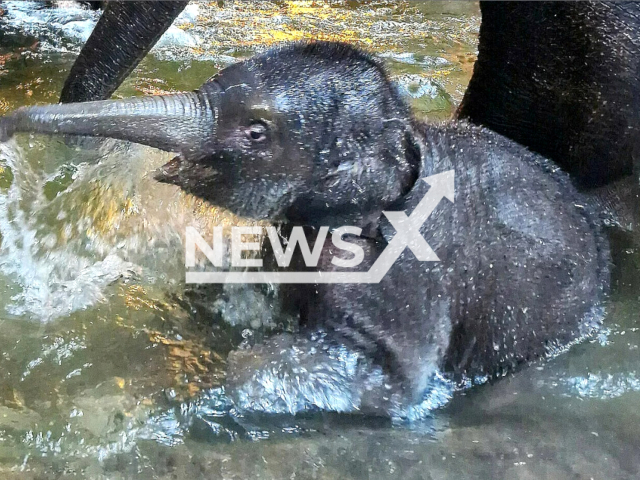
[246,122,268,142]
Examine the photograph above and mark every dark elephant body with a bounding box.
[224,115,608,414]
[292,122,608,402]
[459,1,640,188]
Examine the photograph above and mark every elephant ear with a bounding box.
[60,1,188,103]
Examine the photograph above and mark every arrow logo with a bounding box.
[186,170,455,284]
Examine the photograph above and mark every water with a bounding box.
[0,1,638,478]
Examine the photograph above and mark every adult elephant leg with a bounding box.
[458,1,640,188]
[60,1,188,103]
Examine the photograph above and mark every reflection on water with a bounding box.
[0,1,638,479]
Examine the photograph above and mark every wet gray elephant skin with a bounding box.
[0,42,610,415]
[59,1,188,103]
[458,1,640,189]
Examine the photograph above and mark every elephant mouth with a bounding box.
[153,155,223,193]
[154,156,184,185]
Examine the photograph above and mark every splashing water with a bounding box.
[0,122,258,322]
[0,140,139,320]
[225,331,455,422]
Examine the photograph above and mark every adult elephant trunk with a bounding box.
[1,88,218,158]
[60,1,188,103]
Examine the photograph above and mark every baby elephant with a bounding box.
[0,42,608,416]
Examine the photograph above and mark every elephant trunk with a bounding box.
[0,90,217,157]
[60,1,189,103]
